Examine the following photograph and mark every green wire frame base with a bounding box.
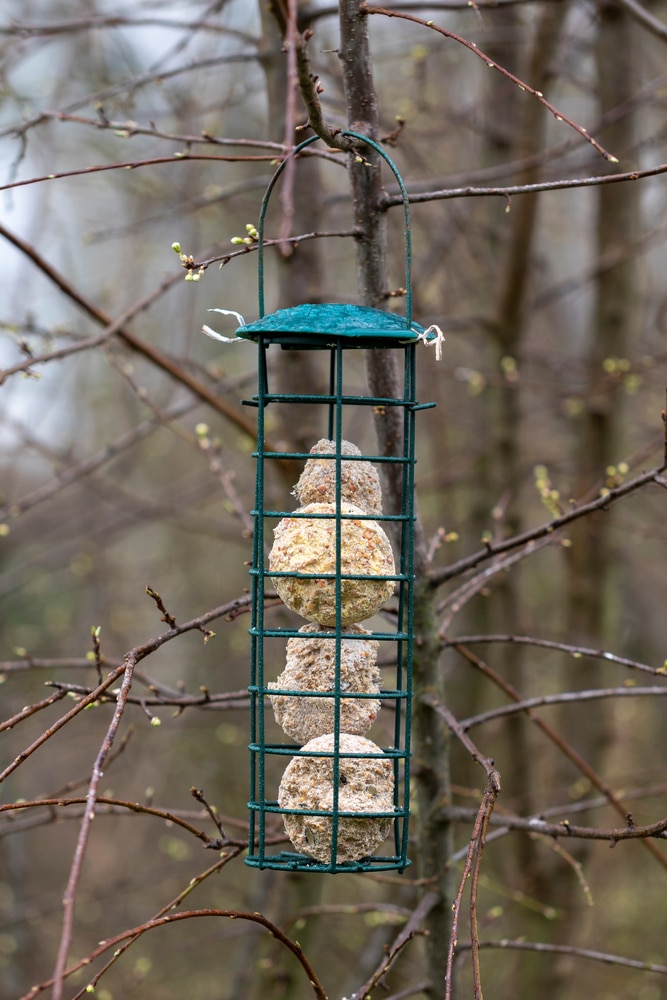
[245,849,413,875]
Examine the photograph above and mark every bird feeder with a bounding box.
[234,132,436,873]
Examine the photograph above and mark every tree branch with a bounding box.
[429,461,667,586]
[378,161,667,208]
[0,221,261,442]
[364,5,617,162]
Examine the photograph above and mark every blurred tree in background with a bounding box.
[1,1,667,998]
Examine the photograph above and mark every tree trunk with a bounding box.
[339,3,454,994]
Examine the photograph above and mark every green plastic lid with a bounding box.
[236,303,425,349]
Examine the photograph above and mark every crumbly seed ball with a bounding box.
[268,624,382,743]
[293,439,383,515]
[269,502,395,626]
[278,733,394,863]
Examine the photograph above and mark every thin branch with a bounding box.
[426,698,500,1000]
[304,0,578,20]
[49,910,326,1000]
[468,779,497,1000]
[437,536,555,634]
[0,796,235,848]
[429,462,667,586]
[440,635,665,676]
[0,15,257,39]
[192,227,355,272]
[0,153,287,195]
[278,0,300,248]
[458,938,667,975]
[0,367,263,539]
[0,595,253,784]
[15,110,293,149]
[550,840,594,906]
[0,657,106,673]
[0,221,261,443]
[295,29,350,149]
[66,853,245,998]
[443,634,667,678]
[145,585,178,629]
[451,643,667,871]
[47,591,261,996]
[444,803,667,843]
[0,690,69,733]
[0,667,126,785]
[349,892,438,999]
[0,54,262,142]
[614,0,667,42]
[46,680,250,712]
[24,904,325,1000]
[381,161,667,208]
[52,654,137,999]
[363,5,617,162]
[0,272,183,384]
[422,695,498,782]
[461,685,667,731]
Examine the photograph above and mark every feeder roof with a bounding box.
[235,303,426,349]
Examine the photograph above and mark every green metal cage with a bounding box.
[240,133,435,873]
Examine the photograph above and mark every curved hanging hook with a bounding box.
[255,131,413,327]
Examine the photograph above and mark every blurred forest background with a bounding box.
[1,0,667,998]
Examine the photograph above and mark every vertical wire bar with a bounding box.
[248,514,259,862]
[391,347,408,861]
[400,343,417,867]
[330,339,345,867]
[254,335,268,865]
[327,349,336,439]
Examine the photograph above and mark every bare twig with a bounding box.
[0,690,69,734]
[442,633,667,678]
[0,271,183,384]
[0,53,262,142]
[437,536,555,634]
[0,15,257,40]
[190,786,229,845]
[461,685,667,731]
[429,462,667,586]
[0,796,237,848]
[278,0,299,250]
[458,938,667,975]
[349,892,438,999]
[363,5,617,162]
[43,909,327,1000]
[614,0,667,42]
[52,653,137,999]
[294,28,350,149]
[192,227,355,272]
[145,585,177,629]
[0,656,110,676]
[451,643,667,871]
[444,803,667,843]
[66,852,245,997]
[0,222,260,443]
[0,595,253,784]
[420,696,500,1000]
[45,680,250,712]
[0,666,126,785]
[0,153,286,195]
[380,161,667,208]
